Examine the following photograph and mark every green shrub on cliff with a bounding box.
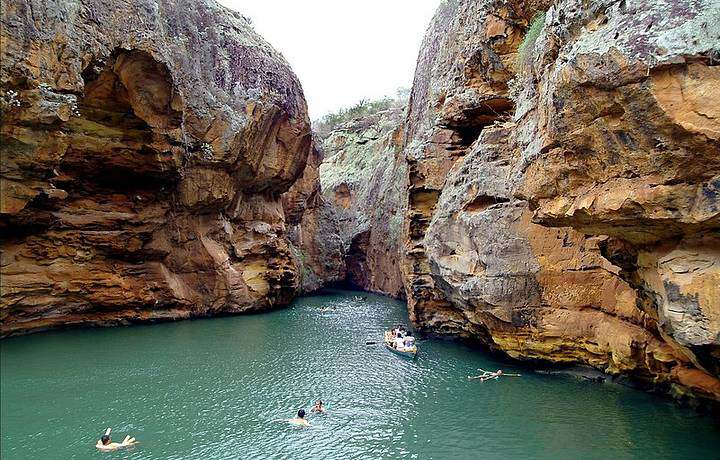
[315,89,408,137]
[517,12,546,67]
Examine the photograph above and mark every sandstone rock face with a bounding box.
[319,107,407,298]
[1,0,311,336]
[516,0,720,395]
[400,0,720,404]
[283,140,345,293]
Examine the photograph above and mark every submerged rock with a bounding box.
[0,0,311,336]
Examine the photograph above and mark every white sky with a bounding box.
[218,0,440,120]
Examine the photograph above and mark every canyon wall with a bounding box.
[283,139,345,293]
[0,0,312,336]
[318,107,407,297]
[2,0,718,408]
[399,0,719,404]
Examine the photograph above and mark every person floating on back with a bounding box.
[311,400,326,413]
[95,428,138,451]
[468,368,521,381]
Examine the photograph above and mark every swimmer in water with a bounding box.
[284,409,310,427]
[95,428,138,451]
[468,368,520,381]
[311,400,326,413]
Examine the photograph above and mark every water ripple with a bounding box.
[2,290,719,459]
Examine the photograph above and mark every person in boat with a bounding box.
[311,400,326,413]
[95,428,137,451]
[403,335,416,348]
[285,409,310,427]
[394,333,406,350]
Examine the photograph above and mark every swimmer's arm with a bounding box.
[96,442,121,451]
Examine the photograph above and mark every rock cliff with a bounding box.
[1,0,311,336]
[2,0,718,408]
[318,106,407,297]
[283,139,345,293]
[399,0,719,404]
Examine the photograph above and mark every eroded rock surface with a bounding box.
[516,0,720,397]
[319,106,407,297]
[283,140,345,293]
[1,0,311,336]
[398,0,720,404]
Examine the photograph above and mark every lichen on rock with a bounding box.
[395,0,720,405]
[1,0,311,336]
[318,104,408,298]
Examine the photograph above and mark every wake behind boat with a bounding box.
[384,327,417,359]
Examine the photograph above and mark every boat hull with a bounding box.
[384,343,417,358]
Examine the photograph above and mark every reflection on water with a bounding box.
[2,290,719,459]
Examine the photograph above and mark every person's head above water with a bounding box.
[101,428,111,445]
[315,400,323,406]
[497,370,503,375]
[298,409,306,419]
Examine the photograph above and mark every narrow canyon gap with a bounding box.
[1,0,719,411]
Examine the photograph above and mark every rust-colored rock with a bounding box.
[283,140,345,293]
[398,0,720,405]
[1,0,311,336]
[319,106,408,298]
[515,0,720,398]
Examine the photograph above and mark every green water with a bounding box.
[2,290,719,459]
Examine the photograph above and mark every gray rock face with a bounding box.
[515,0,720,388]
[398,0,720,404]
[1,0,312,335]
[283,141,346,293]
[319,106,408,298]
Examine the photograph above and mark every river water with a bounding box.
[2,290,719,459]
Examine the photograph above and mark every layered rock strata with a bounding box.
[516,0,720,400]
[283,139,345,293]
[0,0,311,336]
[319,107,407,297]
[398,0,720,404]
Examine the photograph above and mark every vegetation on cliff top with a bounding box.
[314,88,409,137]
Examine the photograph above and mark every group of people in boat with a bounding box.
[388,325,416,351]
